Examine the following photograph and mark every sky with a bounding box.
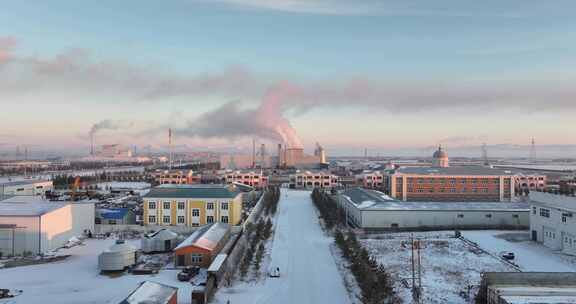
[1,0,576,157]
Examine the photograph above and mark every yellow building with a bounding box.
[142,184,243,226]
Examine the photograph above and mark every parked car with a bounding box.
[501,252,515,260]
[269,266,280,278]
[177,266,200,281]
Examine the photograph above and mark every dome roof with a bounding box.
[433,146,448,159]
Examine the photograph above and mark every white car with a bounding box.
[269,267,281,278]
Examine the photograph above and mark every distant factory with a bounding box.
[219,142,327,169]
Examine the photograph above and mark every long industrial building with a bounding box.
[0,180,53,199]
[337,187,529,230]
[0,197,94,256]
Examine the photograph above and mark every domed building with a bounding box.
[432,145,449,168]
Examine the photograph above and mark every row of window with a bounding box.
[148,215,229,224]
[148,201,228,210]
[533,207,573,223]
[455,214,520,219]
[407,178,499,184]
[409,188,492,193]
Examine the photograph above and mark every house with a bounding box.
[338,187,529,230]
[95,208,136,225]
[142,184,242,227]
[174,222,230,268]
[529,191,576,255]
[479,272,576,304]
[0,198,94,256]
[120,281,177,304]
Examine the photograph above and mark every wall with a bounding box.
[0,216,40,255]
[360,209,528,230]
[530,193,576,254]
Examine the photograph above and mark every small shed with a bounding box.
[98,240,137,272]
[120,281,177,304]
[174,223,231,268]
[141,229,179,253]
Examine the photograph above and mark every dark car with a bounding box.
[177,266,200,281]
[501,252,515,260]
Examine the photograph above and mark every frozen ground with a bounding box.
[463,230,576,272]
[214,189,351,304]
[0,239,196,304]
[361,231,515,304]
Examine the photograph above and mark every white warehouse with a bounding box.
[0,180,53,199]
[337,188,529,230]
[529,192,576,255]
[0,198,94,256]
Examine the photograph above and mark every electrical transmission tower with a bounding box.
[481,143,489,166]
[529,137,536,163]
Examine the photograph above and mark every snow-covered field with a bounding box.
[0,239,195,304]
[214,189,351,304]
[463,230,576,272]
[361,232,516,304]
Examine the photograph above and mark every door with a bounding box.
[164,239,171,251]
[531,230,537,241]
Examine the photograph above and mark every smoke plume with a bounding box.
[89,120,134,137]
[177,83,303,148]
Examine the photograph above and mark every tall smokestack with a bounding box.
[277,143,282,168]
[252,138,256,169]
[90,133,94,156]
[168,128,173,170]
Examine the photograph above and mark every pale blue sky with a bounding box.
[1,1,575,155]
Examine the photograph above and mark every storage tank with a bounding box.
[98,240,137,272]
[141,229,179,253]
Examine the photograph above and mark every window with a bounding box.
[221,202,229,210]
[178,202,185,210]
[563,216,567,223]
[532,206,536,215]
[485,214,492,218]
[148,215,156,223]
[457,214,464,218]
[149,201,156,209]
[192,223,199,227]
[207,216,214,223]
[207,202,214,210]
[163,216,171,224]
[177,216,185,224]
[512,214,519,218]
[540,208,550,218]
[221,216,229,223]
[163,202,171,209]
[191,254,203,264]
[95,218,102,224]
[192,209,200,217]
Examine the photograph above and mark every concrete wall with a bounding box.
[0,216,40,256]
[360,209,528,230]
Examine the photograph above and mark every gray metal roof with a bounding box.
[121,281,177,304]
[395,166,513,176]
[175,222,230,251]
[143,184,241,199]
[0,180,51,187]
[341,188,528,212]
[0,201,67,216]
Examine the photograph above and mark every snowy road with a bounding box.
[216,189,351,304]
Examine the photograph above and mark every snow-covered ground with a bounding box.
[463,230,576,272]
[361,232,516,304]
[214,189,351,304]
[0,239,195,304]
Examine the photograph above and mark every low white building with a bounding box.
[529,192,576,255]
[0,180,53,199]
[0,198,94,256]
[338,187,529,230]
[289,171,340,189]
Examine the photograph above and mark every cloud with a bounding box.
[89,120,134,137]
[4,37,576,146]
